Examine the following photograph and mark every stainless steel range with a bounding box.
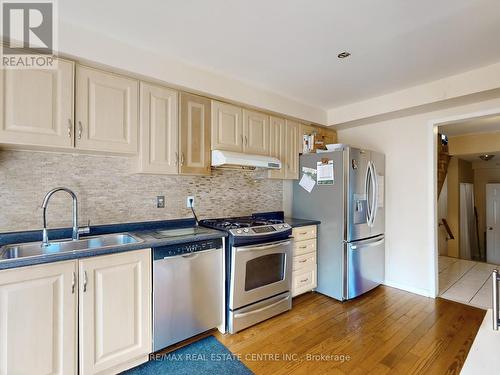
[200,216,293,333]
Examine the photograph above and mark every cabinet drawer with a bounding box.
[292,225,317,241]
[293,252,316,271]
[293,238,316,256]
[292,266,317,297]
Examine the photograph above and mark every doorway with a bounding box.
[435,113,500,308]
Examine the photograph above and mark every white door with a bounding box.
[0,261,77,375]
[211,101,243,152]
[242,109,269,155]
[487,184,500,264]
[79,249,152,375]
[139,82,179,174]
[0,59,74,148]
[76,65,139,154]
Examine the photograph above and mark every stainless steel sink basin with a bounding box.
[0,233,142,262]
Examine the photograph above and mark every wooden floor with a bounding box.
[215,286,485,375]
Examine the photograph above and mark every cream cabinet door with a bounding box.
[76,66,139,154]
[79,249,151,375]
[285,120,300,180]
[211,101,243,152]
[268,116,285,179]
[139,83,178,174]
[242,109,269,155]
[0,59,74,148]
[180,93,211,175]
[0,261,77,375]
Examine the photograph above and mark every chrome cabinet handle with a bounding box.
[175,152,179,166]
[180,153,185,166]
[244,136,248,146]
[68,119,72,138]
[240,134,244,145]
[83,270,88,292]
[78,121,83,139]
[71,271,76,294]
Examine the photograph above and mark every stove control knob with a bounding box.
[283,224,289,228]
[236,229,242,234]
[278,225,283,229]
[243,228,249,233]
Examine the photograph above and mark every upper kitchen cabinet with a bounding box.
[211,101,243,152]
[0,260,77,375]
[139,83,179,174]
[242,109,270,155]
[180,93,212,175]
[0,59,74,149]
[285,120,300,179]
[268,116,285,179]
[76,66,139,154]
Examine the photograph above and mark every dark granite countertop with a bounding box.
[252,211,320,228]
[0,219,226,270]
[284,217,321,228]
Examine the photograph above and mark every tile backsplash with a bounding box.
[0,150,283,232]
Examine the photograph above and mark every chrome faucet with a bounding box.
[41,187,90,246]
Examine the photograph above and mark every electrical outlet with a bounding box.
[186,196,194,208]
[156,196,165,208]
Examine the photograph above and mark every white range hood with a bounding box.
[211,150,281,169]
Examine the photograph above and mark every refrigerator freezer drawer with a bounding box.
[346,236,385,299]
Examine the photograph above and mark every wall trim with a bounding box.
[384,280,434,298]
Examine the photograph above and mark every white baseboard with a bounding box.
[383,280,434,298]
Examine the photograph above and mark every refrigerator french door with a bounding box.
[292,146,385,301]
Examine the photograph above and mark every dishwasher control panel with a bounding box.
[153,238,223,260]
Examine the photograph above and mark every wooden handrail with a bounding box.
[439,218,455,240]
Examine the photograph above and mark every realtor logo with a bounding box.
[1,0,57,68]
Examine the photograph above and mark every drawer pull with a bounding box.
[299,259,308,263]
[300,278,309,283]
[299,232,308,235]
[299,245,307,249]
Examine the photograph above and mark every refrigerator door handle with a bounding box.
[365,161,373,226]
[370,162,379,227]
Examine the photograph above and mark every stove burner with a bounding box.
[200,216,285,230]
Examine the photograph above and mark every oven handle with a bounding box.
[233,295,291,318]
[235,240,291,252]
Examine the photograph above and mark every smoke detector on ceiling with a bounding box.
[337,51,351,59]
[479,154,495,161]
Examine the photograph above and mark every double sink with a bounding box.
[0,233,142,262]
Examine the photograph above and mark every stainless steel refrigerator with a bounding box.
[292,147,385,301]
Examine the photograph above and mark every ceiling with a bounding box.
[455,153,499,162]
[439,114,500,136]
[59,0,500,109]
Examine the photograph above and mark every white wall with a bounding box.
[337,96,500,297]
[58,21,326,125]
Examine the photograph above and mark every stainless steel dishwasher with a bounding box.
[152,237,224,352]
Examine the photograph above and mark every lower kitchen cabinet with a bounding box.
[291,225,318,297]
[0,260,78,375]
[0,249,152,375]
[79,249,152,375]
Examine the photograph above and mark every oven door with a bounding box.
[230,239,292,310]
